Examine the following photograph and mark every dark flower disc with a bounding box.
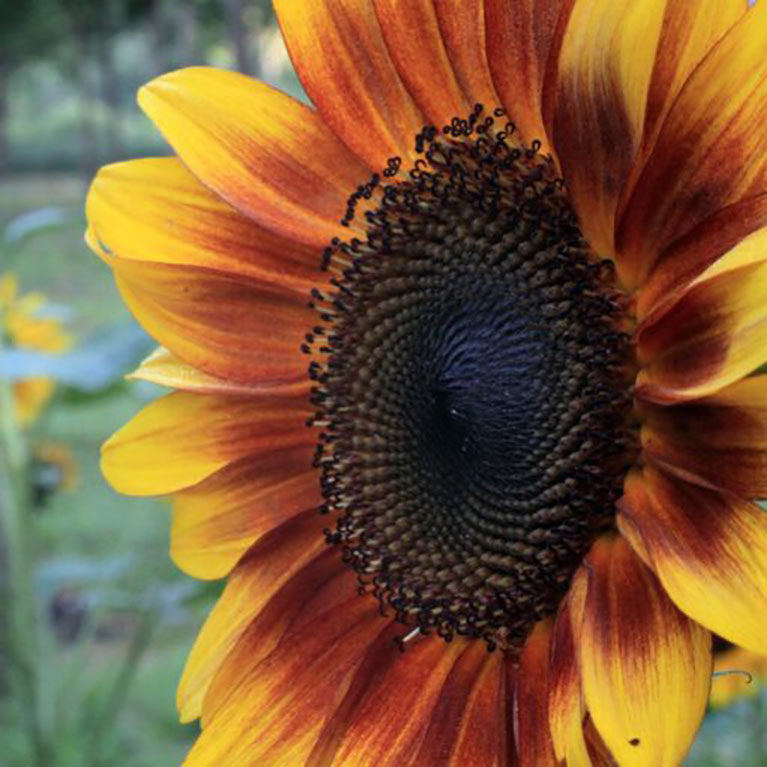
[307,109,637,652]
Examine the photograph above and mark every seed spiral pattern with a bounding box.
[307,108,636,652]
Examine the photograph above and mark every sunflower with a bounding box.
[85,2,767,765]
[0,273,72,425]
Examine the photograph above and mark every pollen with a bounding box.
[307,108,638,653]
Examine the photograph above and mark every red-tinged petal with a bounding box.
[126,347,307,397]
[515,619,557,767]
[176,510,332,722]
[101,390,312,496]
[275,0,425,170]
[549,571,592,767]
[551,0,669,258]
[86,157,323,294]
[326,634,468,767]
[433,1,501,116]
[185,595,393,767]
[111,258,314,385]
[171,444,319,579]
[617,3,767,284]
[579,535,711,767]
[636,194,767,321]
[409,643,507,767]
[637,260,767,402]
[639,376,767,497]
[618,466,767,655]
[138,67,369,246]
[639,1,746,156]
[373,0,471,125]
[484,0,574,150]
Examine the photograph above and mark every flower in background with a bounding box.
[711,643,767,709]
[30,441,79,506]
[0,273,72,426]
[86,2,767,766]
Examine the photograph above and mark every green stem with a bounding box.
[0,325,50,766]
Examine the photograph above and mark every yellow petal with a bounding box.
[617,2,767,281]
[637,260,767,402]
[579,534,711,767]
[86,157,322,293]
[138,67,369,246]
[177,510,331,721]
[171,444,319,579]
[101,390,312,495]
[619,466,767,655]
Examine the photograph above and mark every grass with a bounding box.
[1,171,766,766]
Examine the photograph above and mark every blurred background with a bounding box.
[0,2,764,765]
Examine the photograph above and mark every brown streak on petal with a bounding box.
[411,643,506,767]
[616,5,767,283]
[636,193,767,321]
[176,508,332,722]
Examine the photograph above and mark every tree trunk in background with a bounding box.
[150,0,171,77]
[0,61,9,176]
[70,24,100,179]
[174,0,202,66]
[95,33,122,159]
[222,0,254,75]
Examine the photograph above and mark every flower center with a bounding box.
[307,109,636,652]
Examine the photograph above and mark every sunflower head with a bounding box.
[87,2,767,766]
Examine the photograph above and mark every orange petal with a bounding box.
[275,0,425,170]
[484,0,574,150]
[185,591,391,767]
[327,634,469,767]
[372,0,471,125]
[637,260,767,401]
[85,157,323,294]
[201,553,358,726]
[433,1,501,115]
[579,534,711,767]
[635,194,767,321]
[111,257,314,385]
[170,444,319,579]
[515,619,557,767]
[640,375,767,497]
[101,390,312,496]
[138,67,369,246]
[618,466,767,655]
[617,3,767,282]
[126,347,303,396]
[410,643,507,767]
[549,572,592,767]
[176,510,332,722]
